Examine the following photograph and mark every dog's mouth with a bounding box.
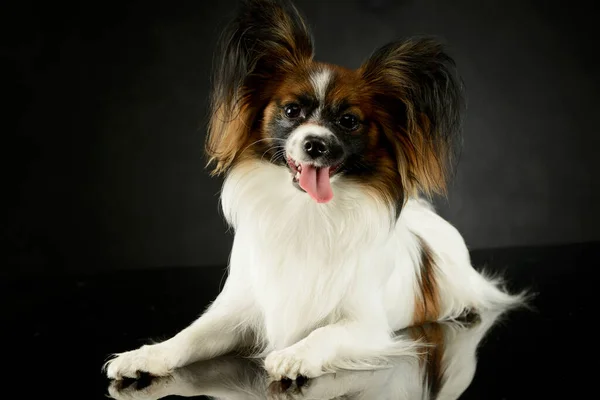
[286,156,342,204]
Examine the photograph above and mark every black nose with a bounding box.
[303,137,328,159]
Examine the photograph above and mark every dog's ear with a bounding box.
[360,38,465,198]
[206,0,314,175]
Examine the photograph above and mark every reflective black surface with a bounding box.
[5,242,593,398]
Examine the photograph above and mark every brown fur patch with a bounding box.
[409,322,446,399]
[206,103,255,175]
[358,38,464,199]
[412,235,440,326]
[356,147,403,214]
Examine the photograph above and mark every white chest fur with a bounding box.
[220,161,399,349]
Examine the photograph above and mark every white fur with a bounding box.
[309,68,331,120]
[310,69,331,102]
[104,160,523,382]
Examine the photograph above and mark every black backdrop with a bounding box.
[4,0,599,276]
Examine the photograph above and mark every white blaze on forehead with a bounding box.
[291,123,333,140]
[310,69,332,104]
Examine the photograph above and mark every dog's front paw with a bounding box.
[104,344,176,380]
[265,345,325,380]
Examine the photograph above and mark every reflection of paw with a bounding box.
[107,373,175,400]
[265,345,324,380]
[267,377,310,400]
[104,344,176,380]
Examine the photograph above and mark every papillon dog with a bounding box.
[105,0,525,383]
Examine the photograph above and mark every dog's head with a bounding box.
[206,0,464,211]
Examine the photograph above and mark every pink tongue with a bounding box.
[299,163,333,203]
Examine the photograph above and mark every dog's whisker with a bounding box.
[239,138,287,158]
[262,147,285,163]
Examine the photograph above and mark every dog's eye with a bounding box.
[284,103,302,119]
[338,114,359,131]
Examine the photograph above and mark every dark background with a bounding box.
[4,0,599,276]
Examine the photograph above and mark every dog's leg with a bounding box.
[264,304,418,380]
[104,281,257,380]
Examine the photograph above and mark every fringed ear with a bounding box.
[360,38,465,198]
[206,0,314,175]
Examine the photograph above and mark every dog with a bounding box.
[104,0,525,383]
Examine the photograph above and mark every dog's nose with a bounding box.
[303,137,328,159]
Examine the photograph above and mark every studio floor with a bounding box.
[4,242,593,399]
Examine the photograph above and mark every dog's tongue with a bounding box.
[299,163,333,203]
